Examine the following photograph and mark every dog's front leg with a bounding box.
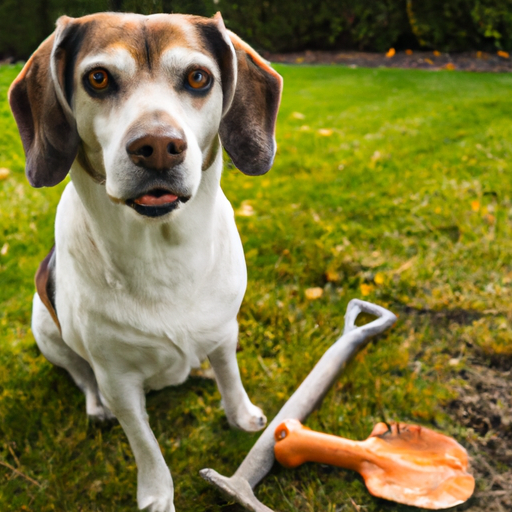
[208,341,266,432]
[95,371,174,512]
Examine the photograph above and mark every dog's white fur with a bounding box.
[10,12,282,512]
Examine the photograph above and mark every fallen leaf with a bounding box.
[317,128,333,136]
[1,243,8,255]
[374,272,385,285]
[444,63,455,70]
[291,112,305,120]
[433,50,441,57]
[299,125,310,131]
[0,168,10,180]
[295,57,305,63]
[497,50,509,59]
[371,150,382,162]
[236,201,255,217]
[326,270,340,282]
[425,58,434,65]
[394,257,417,274]
[471,200,480,212]
[305,287,323,300]
[386,48,395,58]
[476,51,483,58]
[405,49,413,55]
[360,283,373,296]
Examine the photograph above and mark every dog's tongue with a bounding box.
[134,193,178,206]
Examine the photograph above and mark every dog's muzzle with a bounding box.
[122,114,190,217]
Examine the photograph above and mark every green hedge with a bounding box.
[1,0,511,60]
[407,0,512,52]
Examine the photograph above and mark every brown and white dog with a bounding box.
[8,12,282,512]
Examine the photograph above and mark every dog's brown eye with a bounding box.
[88,69,109,90]
[187,69,210,90]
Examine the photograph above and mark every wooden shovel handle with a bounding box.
[274,419,365,472]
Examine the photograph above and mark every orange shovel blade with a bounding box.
[361,422,475,509]
[274,419,475,510]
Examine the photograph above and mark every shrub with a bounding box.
[215,0,410,52]
[1,1,511,61]
[406,0,512,51]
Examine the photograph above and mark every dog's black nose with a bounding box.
[126,132,187,171]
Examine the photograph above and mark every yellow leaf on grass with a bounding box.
[318,128,333,136]
[360,283,373,296]
[325,270,340,282]
[305,287,323,300]
[371,150,382,162]
[0,168,10,180]
[497,50,509,59]
[291,112,305,120]
[471,200,480,212]
[374,272,385,285]
[386,48,395,58]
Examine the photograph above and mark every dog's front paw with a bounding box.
[138,469,174,512]
[140,496,175,512]
[227,401,267,432]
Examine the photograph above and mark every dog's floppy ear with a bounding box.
[221,29,283,176]
[205,13,283,176]
[8,16,82,188]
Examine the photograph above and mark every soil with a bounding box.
[449,360,512,512]
[399,307,512,511]
[264,50,512,73]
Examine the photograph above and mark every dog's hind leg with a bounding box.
[31,292,114,421]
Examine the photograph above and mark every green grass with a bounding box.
[1,63,511,511]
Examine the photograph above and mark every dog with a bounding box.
[8,11,282,511]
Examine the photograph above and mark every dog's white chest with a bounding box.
[55,181,246,388]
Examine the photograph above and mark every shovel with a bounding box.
[201,300,398,512]
[274,419,475,510]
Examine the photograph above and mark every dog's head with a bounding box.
[8,12,282,218]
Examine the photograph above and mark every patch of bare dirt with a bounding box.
[264,50,512,73]
[448,362,512,511]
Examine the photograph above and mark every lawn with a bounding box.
[1,63,511,511]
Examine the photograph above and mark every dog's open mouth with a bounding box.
[126,189,190,217]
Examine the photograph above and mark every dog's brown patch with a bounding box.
[77,143,105,184]
[202,135,220,171]
[35,246,61,333]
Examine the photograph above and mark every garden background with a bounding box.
[1,1,511,511]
